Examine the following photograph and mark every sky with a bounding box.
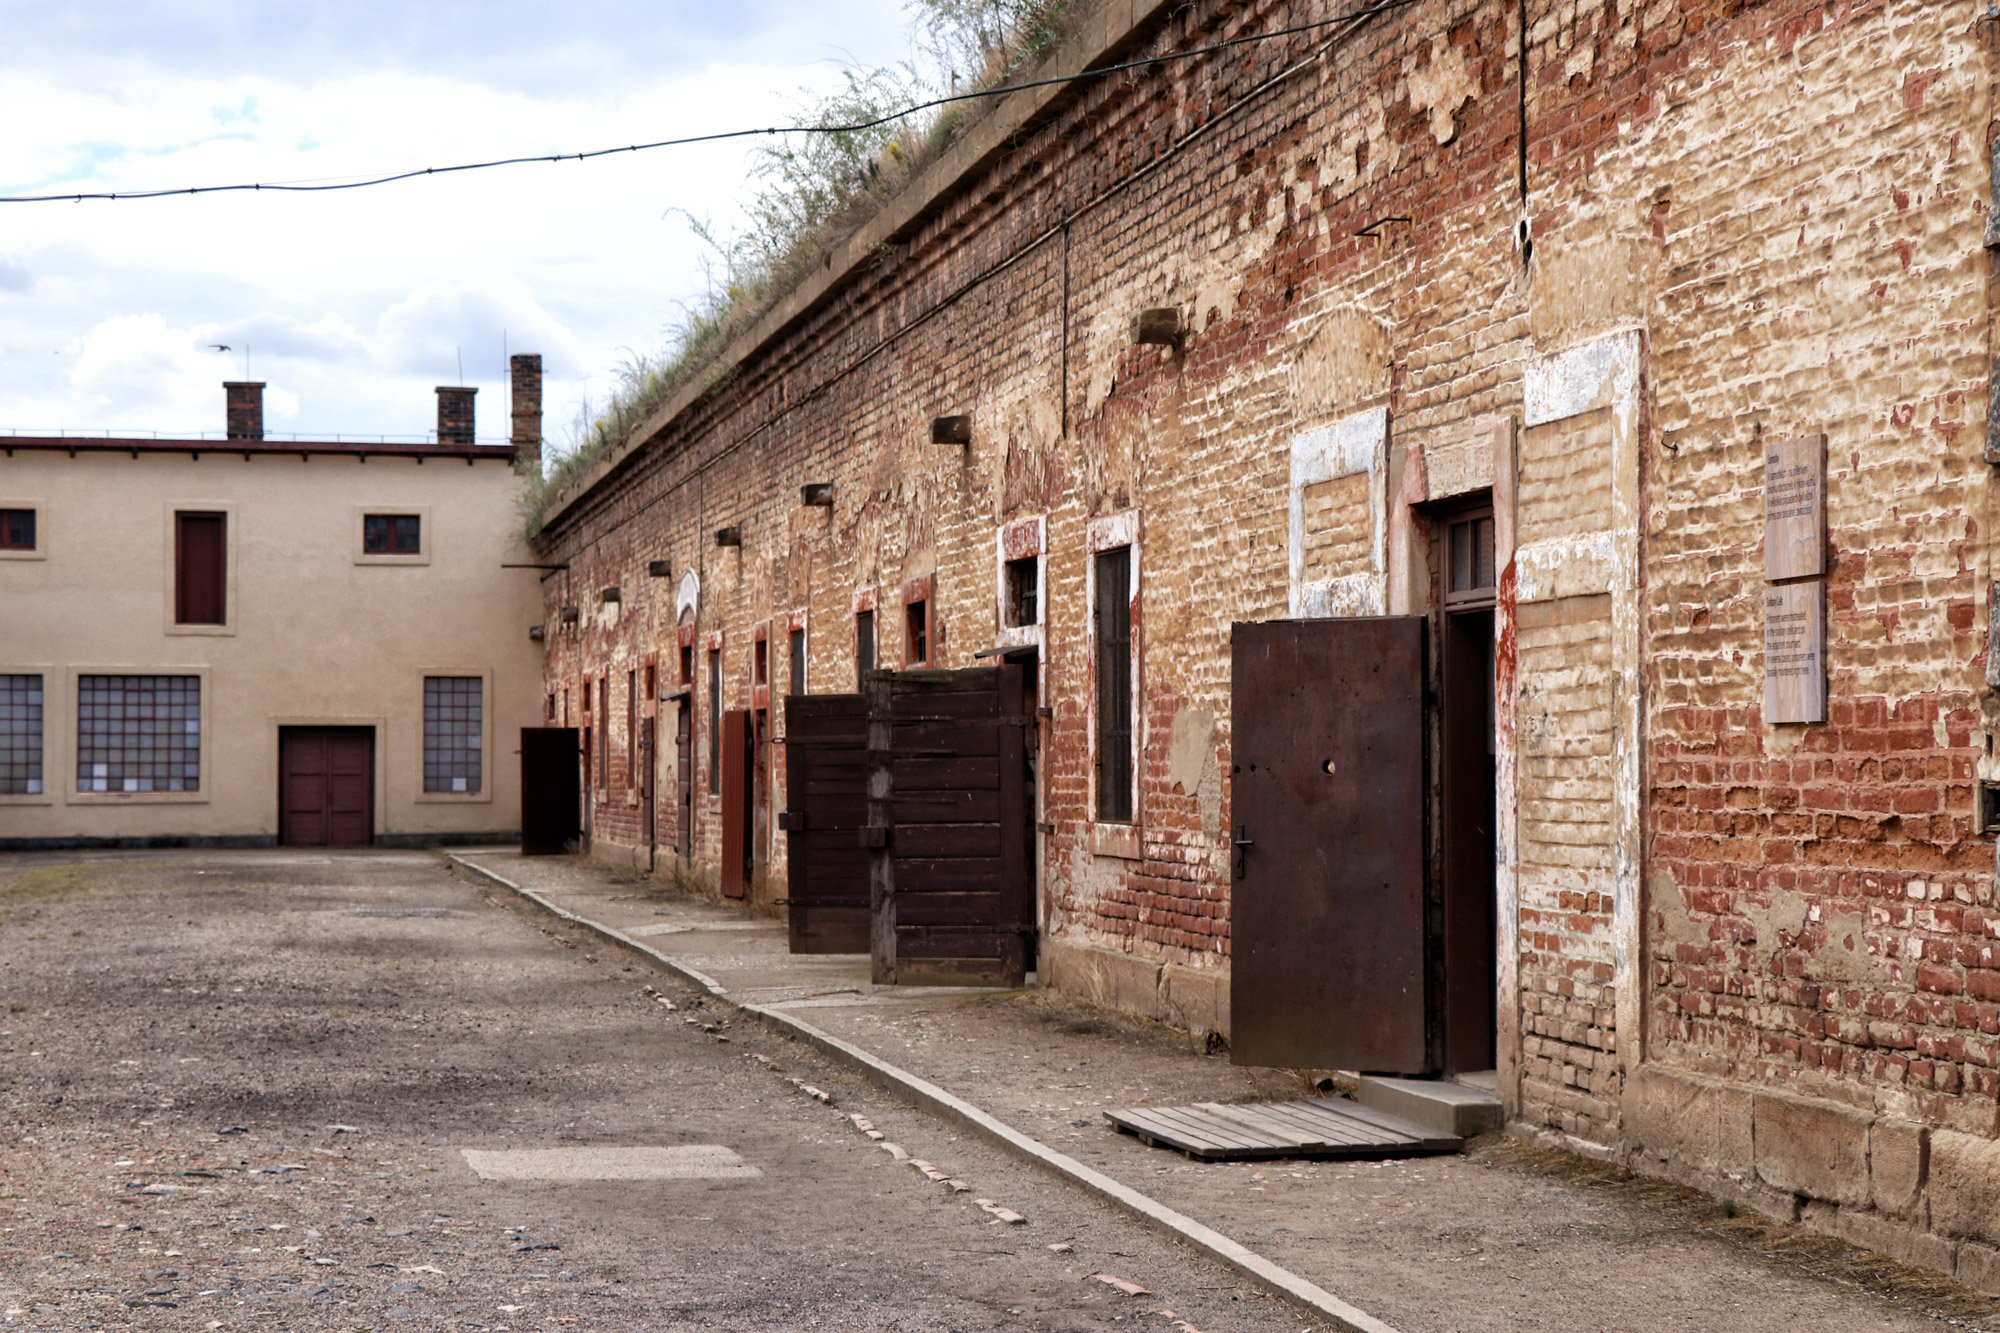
[0,0,921,455]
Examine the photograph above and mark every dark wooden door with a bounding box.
[720,708,752,898]
[1229,617,1428,1072]
[867,665,1032,987]
[641,715,657,864]
[520,727,581,855]
[781,693,870,953]
[675,700,693,854]
[279,727,373,847]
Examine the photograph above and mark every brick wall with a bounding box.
[533,0,1999,1197]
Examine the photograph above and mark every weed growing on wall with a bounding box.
[523,0,1073,536]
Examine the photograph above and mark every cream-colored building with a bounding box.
[0,374,545,848]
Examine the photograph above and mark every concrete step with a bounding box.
[1354,1075,1503,1138]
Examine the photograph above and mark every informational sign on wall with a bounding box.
[1764,580,1826,724]
[1764,432,1827,581]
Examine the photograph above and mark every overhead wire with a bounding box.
[0,0,1423,205]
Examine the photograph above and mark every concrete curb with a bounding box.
[444,852,1401,1333]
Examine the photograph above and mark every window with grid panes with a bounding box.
[0,509,34,551]
[789,627,806,696]
[0,674,43,794]
[363,514,421,554]
[423,676,482,792]
[76,675,200,793]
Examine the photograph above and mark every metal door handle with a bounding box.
[1233,824,1253,880]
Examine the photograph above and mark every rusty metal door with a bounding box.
[519,727,580,856]
[1230,617,1429,1072]
[720,708,752,898]
[781,693,870,953]
[867,665,1032,987]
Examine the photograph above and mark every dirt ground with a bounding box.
[0,849,1316,1332]
[461,849,2000,1333]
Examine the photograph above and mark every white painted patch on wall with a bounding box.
[1288,406,1388,617]
[460,1145,761,1181]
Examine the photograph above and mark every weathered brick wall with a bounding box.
[533,0,2000,1216]
[1619,0,1996,1138]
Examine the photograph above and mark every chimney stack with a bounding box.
[510,353,543,470]
[436,386,477,446]
[224,382,265,440]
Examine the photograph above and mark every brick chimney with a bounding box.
[436,386,477,446]
[224,382,265,440]
[509,353,542,470]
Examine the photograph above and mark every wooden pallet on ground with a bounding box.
[1104,1096,1461,1160]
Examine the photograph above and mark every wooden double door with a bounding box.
[279,727,374,847]
[782,664,1035,987]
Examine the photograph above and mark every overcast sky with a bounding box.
[0,1,919,455]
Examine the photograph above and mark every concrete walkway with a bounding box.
[447,849,1995,1333]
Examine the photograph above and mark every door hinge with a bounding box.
[860,825,891,848]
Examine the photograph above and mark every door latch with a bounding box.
[1232,824,1253,880]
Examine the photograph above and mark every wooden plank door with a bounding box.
[720,708,752,898]
[519,727,581,855]
[280,727,374,847]
[1229,617,1429,1072]
[781,693,870,953]
[867,665,1032,987]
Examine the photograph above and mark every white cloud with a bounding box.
[0,3,921,442]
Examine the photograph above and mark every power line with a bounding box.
[0,0,1420,206]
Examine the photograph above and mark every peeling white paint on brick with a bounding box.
[1288,407,1388,618]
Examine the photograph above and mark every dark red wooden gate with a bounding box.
[279,727,373,847]
[720,708,752,898]
[519,727,580,855]
[1229,617,1429,1073]
[867,665,1032,987]
[780,693,871,953]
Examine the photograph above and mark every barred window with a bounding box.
[423,676,482,793]
[1,674,43,795]
[76,675,200,793]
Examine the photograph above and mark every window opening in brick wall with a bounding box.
[363,513,422,554]
[174,511,226,625]
[855,609,875,685]
[546,692,556,722]
[755,637,768,686]
[0,674,44,794]
[627,669,638,784]
[0,509,35,551]
[645,662,657,701]
[422,676,482,793]
[679,645,693,686]
[1445,511,1496,609]
[1094,545,1133,822]
[1005,556,1039,627]
[708,647,722,794]
[599,671,610,788]
[789,627,806,697]
[77,674,200,793]
[905,599,929,667]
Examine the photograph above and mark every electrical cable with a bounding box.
[0,0,1422,205]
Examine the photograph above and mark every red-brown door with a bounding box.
[1229,617,1428,1072]
[720,708,752,898]
[279,727,373,847]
